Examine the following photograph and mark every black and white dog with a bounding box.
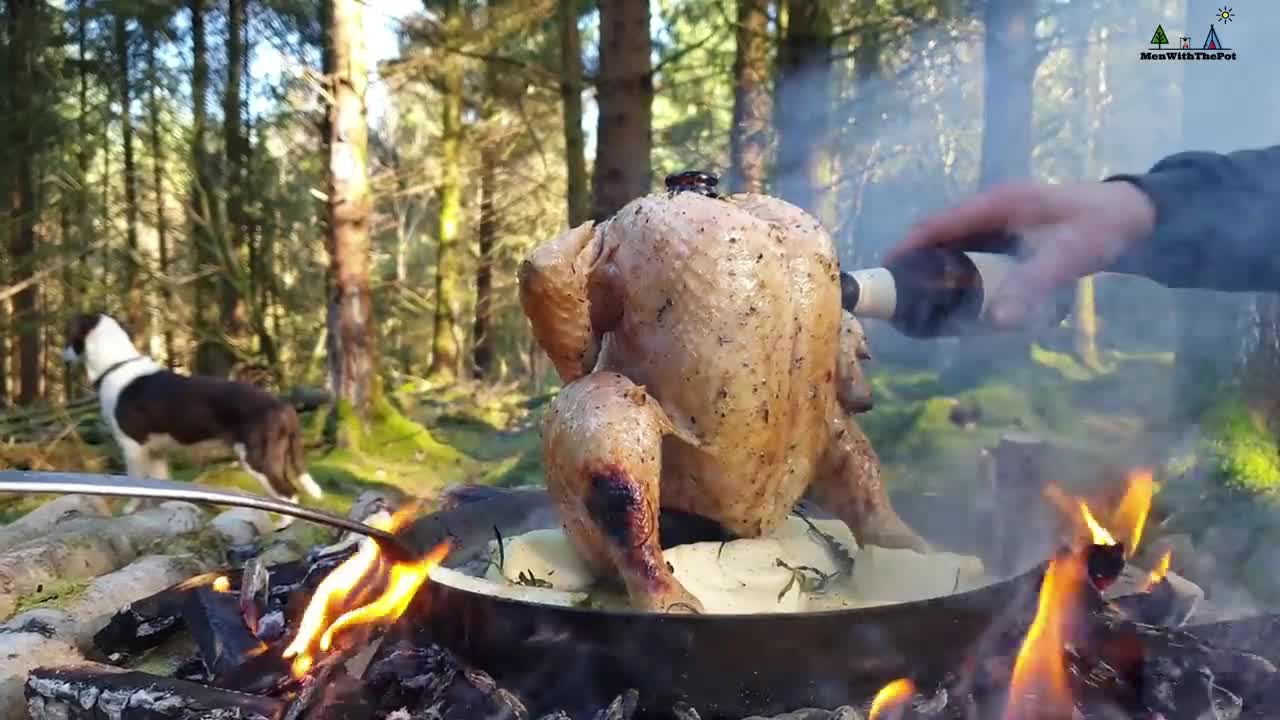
[63,313,324,504]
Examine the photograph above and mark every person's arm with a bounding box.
[1104,145,1280,291]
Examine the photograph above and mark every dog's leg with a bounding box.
[120,439,155,514]
[234,442,298,531]
[147,454,171,480]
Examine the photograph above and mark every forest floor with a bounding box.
[0,344,1180,524]
[10,346,1280,606]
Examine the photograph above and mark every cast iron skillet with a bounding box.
[400,486,1048,720]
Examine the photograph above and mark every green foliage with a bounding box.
[1197,395,1280,494]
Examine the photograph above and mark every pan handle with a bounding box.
[0,470,419,561]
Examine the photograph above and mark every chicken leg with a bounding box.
[541,371,704,613]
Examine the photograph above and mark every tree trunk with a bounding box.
[8,0,40,405]
[428,0,464,382]
[221,0,247,359]
[774,0,833,218]
[324,0,375,438]
[589,0,652,222]
[473,147,496,379]
[146,31,174,368]
[74,0,91,328]
[115,13,147,346]
[977,0,1037,189]
[189,0,223,375]
[1074,25,1109,371]
[728,0,770,194]
[558,0,589,226]
[846,0,882,262]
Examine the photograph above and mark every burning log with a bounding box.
[183,585,269,680]
[24,662,286,720]
[92,543,359,662]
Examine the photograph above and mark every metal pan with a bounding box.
[400,486,1048,720]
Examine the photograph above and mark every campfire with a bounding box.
[12,455,1280,720]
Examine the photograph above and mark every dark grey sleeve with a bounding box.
[1103,145,1280,292]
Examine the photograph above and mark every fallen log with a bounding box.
[0,494,111,553]
[25,662,286,720]
[0,501,206,620]
[0,554,211,718]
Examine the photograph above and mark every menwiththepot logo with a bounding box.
[1141,7,1238,61]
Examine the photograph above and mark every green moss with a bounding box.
[1031,343,1099,381]
[14,577,91,614]
[1198,395,1280,494]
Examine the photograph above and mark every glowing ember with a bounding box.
[281,501,450,678]
[212,576,231,593]
[1004,550,1087,720]
[868,678,915,720]
[1139,549,1173,593]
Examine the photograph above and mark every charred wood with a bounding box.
[357,640,529,720]
[25,662,286,720]
[183,586,268,682]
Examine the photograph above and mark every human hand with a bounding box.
[887,180,1158,328]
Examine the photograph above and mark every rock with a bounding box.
[255,519,338,566]
[210,507,274,546]
[0,494,111,553]
[0,553,210,718]
[350,490,399,522]
[0,502,205,620]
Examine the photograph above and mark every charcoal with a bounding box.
[1140,664,1241,720]
[240,556,270,636]
[182,585,268,681]
[91,570,225,660]
[593,690,639,720]
[24,662,285,720]
[1087,542,1127,592]
[1184,615,1280,665]
[671,701,702,720]
[1112,575,1201,629]
[207,640,292,695]
[364,641,528,720]
[255,608,286,641]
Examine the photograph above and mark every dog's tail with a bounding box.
[282,406,323,501]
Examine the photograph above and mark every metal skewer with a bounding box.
[0,470,419,561]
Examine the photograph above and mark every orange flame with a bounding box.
[281,501,450,678]
[1043,468,1155,558]
[868,678,915,720]
[1078,502,1115,547]
[1004,551,1086,720]
[1111,468,1154,558]
[1139,549,1173,593]
[212,575,231,593]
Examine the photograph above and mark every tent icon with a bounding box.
[1202,24,1229,50]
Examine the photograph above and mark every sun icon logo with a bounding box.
[1218,7,1234,22]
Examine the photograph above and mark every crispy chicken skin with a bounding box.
[519,190,928,613]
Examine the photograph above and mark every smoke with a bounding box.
[761,0,1280,619]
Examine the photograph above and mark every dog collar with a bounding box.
[91,356,145,391]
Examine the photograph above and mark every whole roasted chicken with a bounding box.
[518,182,929,613]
